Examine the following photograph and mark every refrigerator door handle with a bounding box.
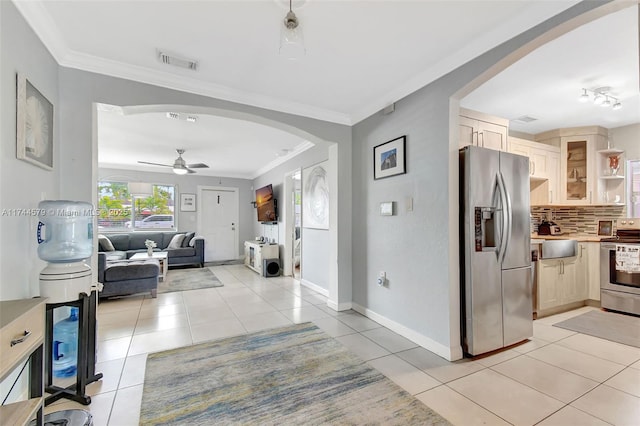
[496,171,511,265]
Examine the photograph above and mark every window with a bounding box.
[628,160,640,217]
[98,181,175,231]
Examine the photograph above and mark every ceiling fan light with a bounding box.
[173,166,188,175]
[600,96,612,107]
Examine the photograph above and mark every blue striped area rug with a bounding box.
[140,322,450,425]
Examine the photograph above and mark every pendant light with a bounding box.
[279,0,305,59]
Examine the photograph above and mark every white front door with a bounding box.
[199,187,239,262]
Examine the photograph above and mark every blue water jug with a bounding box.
[52,307,79,378]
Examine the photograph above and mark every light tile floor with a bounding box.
[45,264,640,425]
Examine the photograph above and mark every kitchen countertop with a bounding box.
[530,233,606,242]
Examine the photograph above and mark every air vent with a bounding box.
[157,50,198,71]
[166,112,198,123]
[512,115,538,123]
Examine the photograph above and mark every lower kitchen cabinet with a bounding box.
[538,256,586,311]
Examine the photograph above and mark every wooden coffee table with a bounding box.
[130,252,168,281]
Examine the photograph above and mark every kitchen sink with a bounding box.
[541,239,577,259]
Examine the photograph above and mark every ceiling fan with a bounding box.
[138,149,209,175]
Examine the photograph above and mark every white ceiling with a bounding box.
[14,1,638,178]
[462,6,640,135]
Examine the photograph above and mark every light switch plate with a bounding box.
[380,201,393,216]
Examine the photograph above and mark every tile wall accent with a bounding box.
[531,205,626,235]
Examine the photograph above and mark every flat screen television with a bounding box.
[256,184,277,222]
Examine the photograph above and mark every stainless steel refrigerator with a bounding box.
[460,146,533,356]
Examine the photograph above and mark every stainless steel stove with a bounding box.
[600,218,640,316]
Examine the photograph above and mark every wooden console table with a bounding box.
[0,298,46,425]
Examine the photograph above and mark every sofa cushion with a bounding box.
[108,234,131,251]
[98,235,115,251]
[167,234,185,249]
[129,233,163,250]
[104,260,159,281]
[166,247,196,257]
[182,232,195,247]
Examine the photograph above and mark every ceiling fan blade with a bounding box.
[187,168,197,174]
[187,163,209,169]
[138,161,172,167]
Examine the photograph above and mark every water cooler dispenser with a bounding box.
[37,200,93,303]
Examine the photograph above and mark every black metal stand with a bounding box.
[44,291,103,406]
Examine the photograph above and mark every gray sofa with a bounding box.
[98,231,204,267]
[98,253,159,299]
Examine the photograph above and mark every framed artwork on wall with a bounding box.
[303,161,329,229]
[598,220,613,236]
[180,193,196,211]
[373,135,406,180]
[16,74,54,170]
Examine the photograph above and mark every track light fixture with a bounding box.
[579,87,622,110]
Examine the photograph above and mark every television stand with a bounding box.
[244,241,279,276]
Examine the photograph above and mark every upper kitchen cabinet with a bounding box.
[459,108,508,151]
[535,126,608,205]
[508,137,560,205]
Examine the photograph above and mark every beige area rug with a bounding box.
[553,309,640,348]
[140,322,450,425]
[157,268,223,294]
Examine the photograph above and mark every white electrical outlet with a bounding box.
[377,271,386,286]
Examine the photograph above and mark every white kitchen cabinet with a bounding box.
[585,242,601,301]
[535,126,608,205]
[459,108,508,151]
[244,241,279,275]
[508,137,560,205]
[538,256,583,311]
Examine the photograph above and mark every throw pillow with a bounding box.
[181,232,195,247]
[189,236,204,247]
[167,234,186,249]
[98,235,115,252]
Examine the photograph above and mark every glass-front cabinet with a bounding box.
[564,139,589,202]
[537,126,608,205]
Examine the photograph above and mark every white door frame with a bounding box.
[282,168,302,277]
[196,185,240,260]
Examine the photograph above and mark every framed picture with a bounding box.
[303,161,329,229]
[180,193,196,211]
[598,220,613,236]
[374,135,406,180]
[16,74,54,170]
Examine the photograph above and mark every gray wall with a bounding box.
[0,1,60,300]
[252,144,330,290]
[98,168,255,255]
[611,123,640,160]
[351,1,609,358]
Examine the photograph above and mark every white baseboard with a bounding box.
[351,303,463,361]
[327,300,353,312]
[300,279,329,297]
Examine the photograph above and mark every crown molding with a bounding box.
[251,141,315,179]
[13,0,352,126]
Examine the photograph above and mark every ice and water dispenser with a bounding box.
[474,207,498,252]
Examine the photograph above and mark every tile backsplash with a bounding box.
[531,205,626,235]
